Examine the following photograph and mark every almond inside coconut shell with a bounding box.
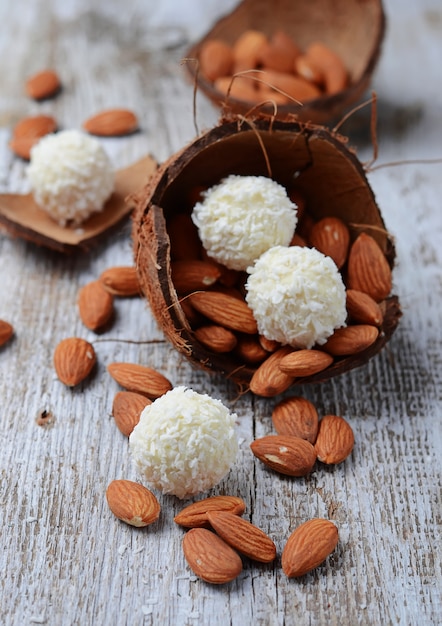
[185,0,385,124]
[132,118,401,392]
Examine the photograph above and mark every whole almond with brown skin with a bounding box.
[83,108,138,137]
[282,518,338,577]
[0,320,14,346]
[171,260,221,293]
[249,346,294,397]
[112,391,152,436]
[199,39,234,82]
[315,414,355,464]
[188,291,257,334]
[346,289,383,326]
[9,115,57,160]
[107,362,172,399]
[309,217,350,269]
[235,335,268,364]
[78,280,114,331]
[53,337,96,387]
[207,511,276,563]
[323,324,379,356]
[272,396,319,444]
[106,479,160,527]
[278,349,333,377]
[250,434,317,476]
[174,495,246,528]
[347,232,392,301]
[99,266,140,297]
[194,325,237,353]
[182,528,243,584]
[25,69,61,100]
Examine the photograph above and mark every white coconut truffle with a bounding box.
[245,246,347,349]
[129,386,238,499]
[191,174,297,271]
[28,129,114,226]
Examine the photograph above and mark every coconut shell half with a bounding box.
[132,118,401,394]
[185,0,385,124]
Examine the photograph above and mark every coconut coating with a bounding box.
[191,175,297,271]
[28,129,114,226]
[245,246,347,349]
[129,386,238,499]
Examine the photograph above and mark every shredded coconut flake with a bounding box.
[129,386,238,499]
[27,129,114,226]
[191,175,297,271]
[245,246,347,349]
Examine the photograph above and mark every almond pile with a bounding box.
[251,395,354,477]
[163,201,391,398]
[8,68,139,159]
[198,30,348,105]
[173,495,338,583]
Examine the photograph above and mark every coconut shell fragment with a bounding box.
[131,117,401,394]
[184,0,385,124]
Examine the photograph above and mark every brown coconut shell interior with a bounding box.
[133,118,401,391]
[185,0,385,124]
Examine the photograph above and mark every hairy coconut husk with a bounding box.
[184,0,385,124]
[132,117,401,394]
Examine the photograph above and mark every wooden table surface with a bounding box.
[0,1,441,624]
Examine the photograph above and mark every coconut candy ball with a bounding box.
[245,245,347,349]
[191,174,297,271]
[27,129,114,226]
[129,386,238,499]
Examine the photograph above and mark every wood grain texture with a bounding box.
[0,1,441,625]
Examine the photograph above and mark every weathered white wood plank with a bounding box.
[0,0,441,625]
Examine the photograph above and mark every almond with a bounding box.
[53,337,96,387]
[182,528,243,584]
[9,114,57,160]
[346,289,384,326]
[308,217,350,269]
[214,76,258,102]
[234,335,268,364]
[278,349,334,377]
[258,335,281,353]
[304,42,348,94]
[322,324,379,356]
[271,30,300,65]
[294,55,324,86]
[249,346,294,397]
[83,108,139,137]
[259,69,321,102]
[232,29,268,72]
[25,69,61,100]
[171,260,221,293]
[272,396,319,444]
[78,280,114,331]
[281,518,339,577]
[199,39,234,82]
[259,40,296,73]
[99,266,140,297]
[194,324,237,353]
[0,320,14,346]
[106,479,160,527]
[187,291,257,334]
[250,434,317,476]
[347,232,392,301]
[315,414,355,464]
[107,362,172,399]
[112,391,152,436]
[174,495,246,528]
[207,511,276,563]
